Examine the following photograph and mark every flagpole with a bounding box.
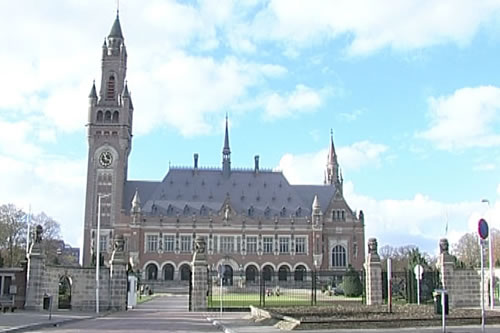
[26,205,31,256]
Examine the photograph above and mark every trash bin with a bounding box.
[433,292,449,315]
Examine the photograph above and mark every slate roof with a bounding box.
[109,14,124,39]
[123,167,337,218]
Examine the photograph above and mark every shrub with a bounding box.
[342,266,363,297]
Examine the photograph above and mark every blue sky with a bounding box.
[1,0,499,255]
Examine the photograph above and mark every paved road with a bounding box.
[27,295,219,333]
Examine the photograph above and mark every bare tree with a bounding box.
[0,204,27,267]
[452,232,480,268]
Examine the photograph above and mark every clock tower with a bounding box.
[82,13,134,266]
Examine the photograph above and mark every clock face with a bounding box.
[99,151,113,167]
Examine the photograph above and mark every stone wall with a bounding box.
[25,232,128,312]
[44,265,113,311]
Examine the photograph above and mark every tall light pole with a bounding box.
[96,194,111,314]
[482,199,494,309]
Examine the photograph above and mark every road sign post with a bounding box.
[478,218,489,333]
[414,264,424,305]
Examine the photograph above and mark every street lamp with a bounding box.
[482,199,494,309]
[96,193,111,314]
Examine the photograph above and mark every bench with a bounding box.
[0,295,16,313]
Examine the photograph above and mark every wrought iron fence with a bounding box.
[206,269,364,310]
[382,270,440,304]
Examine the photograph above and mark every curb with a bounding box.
[0,315,98,333]
[207,317,236,333]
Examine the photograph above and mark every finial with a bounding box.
[117,0,120,16]
[330,128,333,137]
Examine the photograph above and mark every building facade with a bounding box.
[82,14,365,284]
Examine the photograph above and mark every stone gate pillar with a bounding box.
[109,235,128,311]
[365,238,383,305]
[191,236,208,311]
[25,225,46,311]
[438,238,455,307]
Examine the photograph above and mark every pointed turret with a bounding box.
[88,81,97,99]
[312,195,321,212]
[122,83,130,98]
[109,12,124,39]
[222,114,231,178]
[131,189,141,214]
[324,129,340,186]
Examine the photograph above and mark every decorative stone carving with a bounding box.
[439,238,449,255]
[34,225,43,243]
[114,235,125,253]
[368,238,378,255]
[194,236,206,254]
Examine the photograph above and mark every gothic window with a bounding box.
[163,264,174,280]
[280,207,286,217]
[295,207,302,217]
[106,75,115,100]
[332,211,336,220]
[104,111,112,122]
[167,205,174,216]
[337,210,341,220]
[331,245,347,268]
[96,111,103,122]
[200,205,207,216]
[264,207,271,218]
[112,111,119,123]
[342,210,345,221]
[248,206,254,217]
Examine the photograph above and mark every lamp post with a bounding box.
[482,199,494,309]
[96,194,111,314]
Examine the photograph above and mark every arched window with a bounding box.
[295,207,302,217]
[106,75,115,100]
[263,265,274,281]
[278,265,289,281]
[294,265,306,281]
[248,206,254,217]
[331,245,347,268]
[341,210,345,220]
[264,207,271,218]
[332,210,336,220]
[104,111,112,122]
[180,264,191,281]
[96,111,103,122]
[245,265,258,282]
[112,111,119,123]
[163,264,174,281]
[146,263,158,280]
[280,207,286,217]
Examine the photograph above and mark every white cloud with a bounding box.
[249,0,500,55]
[263,84,322,120]
[343,181,497,253]
[278,140,388,184]
[497,184,500,197]
[417,86,500,150]
[0,154,86,248]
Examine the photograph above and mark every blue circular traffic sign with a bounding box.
[478,218,489,240]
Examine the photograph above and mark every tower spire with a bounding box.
[324,129,340,186]
[222,114,231,178]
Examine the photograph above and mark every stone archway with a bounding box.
[58,275,72,310]
[222,265,233,286]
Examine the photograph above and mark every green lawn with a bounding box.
[207,292,361,308]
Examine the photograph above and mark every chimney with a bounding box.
[194,153,199,169]
[254,155,259,172]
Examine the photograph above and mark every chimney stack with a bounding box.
[194,153,199,169]
[254,155,260,172]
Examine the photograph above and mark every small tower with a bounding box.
[324,130,344,194]
[131,189,141,224]
[222,114,231,178]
